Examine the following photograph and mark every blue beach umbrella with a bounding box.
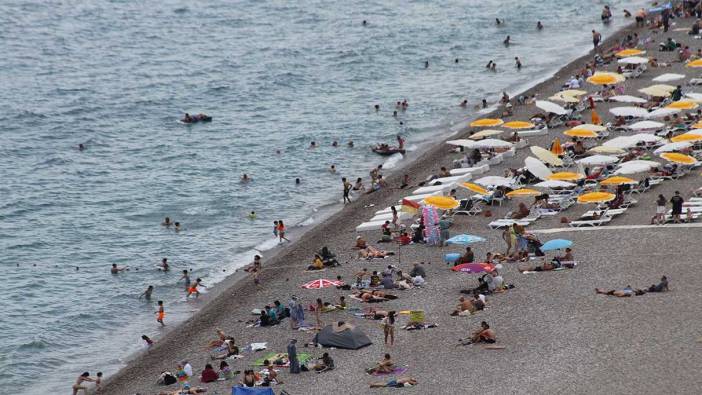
[541,239,573,251]
[446,234,486,245]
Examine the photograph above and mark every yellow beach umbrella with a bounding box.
[691,121,702,129]
[660,152,698,165]
[550,137,564,156]
[589,146,626,154]
[574,123,607,132]
[470,118,503,127]
[666,100,698,110]
[587,72,625,85]
[577,192,616,204]
[549,93,580,103]
[616,48,645,57]
[423,196,460,210]
[469,129,503,140]
[530,146,564,166]
[548,172,585,181]
[671,134,702,143]
[460,182,489,195]
[506,188,541,198]
[600,176,637,186]
[686,59,702,68]
[502,121,534,129]
[564,129,599,138]
[560,89,587,97]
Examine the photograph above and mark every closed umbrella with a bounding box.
[576,154,619,166]
[535,100,567,115]
[524,156,553,180]
[530,146,564,166]
[609,106,649,117]
[609,95,648,104]
[470,118,503,127]
[541,239,573,251]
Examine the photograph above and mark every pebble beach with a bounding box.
[98,7,702,395]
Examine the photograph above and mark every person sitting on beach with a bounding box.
[410,263,426,278]
[355,235,368,249]
[207,328,228,348]
[369,271,381,287]
[218,361,235,380]
[200,364,218,383]
[555,247,574,263]
[511,202,530,219]
[239,369,257,387]
[648,276,669,292]
[313,352,335,372]
[456,247,474,265]
[211,336,239,359]
[366,354,395,374]
[595,286,646,297]
[261,360,280,386]
[450,296,475,316]
[459,321,496,345]
[397,231,412,245]
[353,177,365,192]
[307,254,324,271]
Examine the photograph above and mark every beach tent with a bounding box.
[233,387,274,395]
[314,325,372,350]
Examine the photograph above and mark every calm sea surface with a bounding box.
[0,0,645,392]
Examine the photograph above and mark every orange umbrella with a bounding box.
[503,121,534,129]
[600,176,637,186]
[564,129,599,138]
[686,59,702,68]
[470,118,504,127]
[547,172,585,181]
[671,134,702,143]
[550,137,564,156]
[460,182,489,195]
[660,152,698,165]
[666,100,698,110]
[577,192,616,204]
[616,48,645,57]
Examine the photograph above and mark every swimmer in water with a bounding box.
[180,270,191,290]
[78,143,85,151]
[455,58,459,63]
[111,263,128,274]
[309,141,317,149]
[424,60,429,68]
[156,301,165,326]
[348,140,354,148]
[490,63,496,72]
[537,21,543,30]
[362,20,367,26]
[273,220,279,238]
[393,110,397,117]
[241,174,252,183]
[142,334,154,346]
[482,99,488,108]
[485,60,493,69]
[140,285,154,300]
[396,135,405,150]
[495,18,502,25]
[332,141,338,147]
[503,35,510,46]
[515,57,522,70]
[162,217,172,227]
[187,278,205,298]
[95,372,103,392]
[160,258,170,271]
[174,222,181,232]
[248,211,256,220]
[295,178,301,185]
[276,149,281,154]
[374,104,380,111]
[330,164,336,174]
[460,99,468,107]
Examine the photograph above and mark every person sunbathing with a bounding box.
[211,337,239,359]
[450,296,475,316]
[358,245,393,259]
[595,286,646,297]
[159,385,208,395]
[207,328,228,349]
[647,276,669,292]
[362,308,388,320]
[355,235,367,249]
[355,290,396,302]
[366,354,394,374]
[369,377,418,388]
[511,202,530,219]
[307,254,324,270]
[459,321,496,345]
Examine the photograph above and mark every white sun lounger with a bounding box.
[663,213,701,223]
[369,211,415,222]
[488,154,504,165]
[568,216,612,227]
[429,173,472,186]
[402,192,441,202]
[669,206,702,213]
[355,220,388,232]
[583,208,626,217]
[413,184,454,195]
[488,219,531,229]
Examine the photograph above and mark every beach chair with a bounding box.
[453,199,482,216]
[488,219,530,229]
[662,213,701,223]
[568,215,613,227]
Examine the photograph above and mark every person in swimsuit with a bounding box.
[174,222,181,232]
[187,278,205,298]
[156,300,165,326]
[139,285,154,300]
[72,372,94,395]
[277,220,290,242]
[110,263,127,274]
[342,177,352,204]
[382,311,396,346]
[142,334,154,346]
[180,270,191,290]
[159,258,169,272]
[162,217,172,227]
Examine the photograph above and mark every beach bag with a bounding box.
[158,371,177,385]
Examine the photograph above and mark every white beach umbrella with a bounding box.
[627,120,664,130]
[469,129,503,140]
[575,155,619,166]
[609,107,649,118]
[630,133,664,144]
[685,92,702,102]
[471,139,513,149]
[625,159,661,168]
[446,139,475,148]
[683,129,702,136]
[603,136,638,149]
[653,141,693,154]
[653,73,686,82]
[645,107,681,119]
[614,162,655,175]
[524,156,553,180]
[534,180,576,189]
[535,100,567,115]
[610,95,648,104]
[617,56,649,64]
[474,176,515,187]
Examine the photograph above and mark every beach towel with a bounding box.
[254,352,311,367]
[232,387,274,395]
[371,367,408,376]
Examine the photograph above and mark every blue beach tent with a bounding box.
[233,387,275,395]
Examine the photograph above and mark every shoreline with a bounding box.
[99,16,646,393]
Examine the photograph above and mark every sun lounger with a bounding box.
[413,184,454,195]
[583,208,626,217]
[568,216,612,227]
[502,148,516,158]
[429,173,472,186]
[515,140,528,149]
[488,154,504,165]
[452,199,482,216]
[488,219,530,229]
[518,129,548,137]
[669,206,702,213]
[662,213,701,223]
[370,211,415,222]
[402,192,441,202]
[355,220,388,232]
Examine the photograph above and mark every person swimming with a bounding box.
[424,60,429,68]
[374,104,380,111]
[537,21,543,30]
[309,141,317,149]
[78,143,85,151]
[160,258,170,271]
[348,140,354,148]
[495,18,502,25]
[174,222,181,232]
[332,141,338,147]
[241,174,252,183]
[162,217,172,227]
[295,178,301,185]
[503,35,510,46]
[460,99,468,107]
[248,211,256,220]
[180,270,191,290]
[330,164,336,174]
[515,56,522,70]
[362,20,367,26]
[111,263,128,274]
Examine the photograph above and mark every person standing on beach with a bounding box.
[382,311,396,346]
[391,206,399,228]
[156,300,165,326]
[273,220,279,238]
[592,30,602,48]
[670,191,684,223]
[342,177,352,204]
[288,339,300,374]
[277,220,290,242]
[652,194,667,225]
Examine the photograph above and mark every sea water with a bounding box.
[0,0,646,392]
